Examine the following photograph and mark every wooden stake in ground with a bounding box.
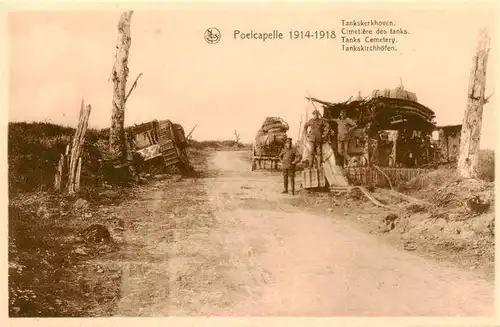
[54,153,65,192]
[75,157,82,192]
[67,101,92,195]
[457,29,491,178]
[109,11,134,167]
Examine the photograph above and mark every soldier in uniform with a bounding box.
[278,138,302,195]
[303,109,331,168]
[332,109,357,166]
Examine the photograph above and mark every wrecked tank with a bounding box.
[127,119,194,176]
[307,85,443,187]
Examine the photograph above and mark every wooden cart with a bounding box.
[251,143,282,171]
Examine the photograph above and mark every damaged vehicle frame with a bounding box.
[308,88,458,186]
[127,119,195,176]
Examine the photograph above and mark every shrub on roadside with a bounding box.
[188,139,251,150]
[8,122,108,194]
[9,123,73,193]
[478,149,495,181]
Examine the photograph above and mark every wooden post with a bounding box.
[54,154,65,192]
[186,123,198,140]
[457,29,491,178]
[109,11,134,169]
[65,144,70,171]
[75,157,82,192]
[67,103,92,195]
[67,99,85,192]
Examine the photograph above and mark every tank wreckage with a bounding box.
[301,85,463,188]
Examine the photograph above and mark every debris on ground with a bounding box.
[99,190,121,199]
[292,165,494,279]
[369,168,493,276]
[153,173,172,181]
[7,135,214,317]
[404,242,417,251]
[8,196,123,317]
[406,203,427,214]
[382,213,399,232]
[73,198,90,211]
[74,247,88,255]
[80,224,114,244]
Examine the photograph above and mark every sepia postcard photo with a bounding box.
[4,2,498,324]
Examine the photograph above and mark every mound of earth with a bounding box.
[385,169,495,275]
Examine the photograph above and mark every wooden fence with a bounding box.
[343,167,430,187]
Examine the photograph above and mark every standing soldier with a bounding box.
[278,138,302,195]
[332,109,357,166]
[303,109,331,168]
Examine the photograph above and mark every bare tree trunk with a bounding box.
[109,11,134,168]
[68,102,92,195]
[56,101,91,194]
[234,129,240,147]
[457,29,490,178]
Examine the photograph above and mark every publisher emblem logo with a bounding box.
[205,28,221,44]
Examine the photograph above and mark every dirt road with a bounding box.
[103,150,493,316]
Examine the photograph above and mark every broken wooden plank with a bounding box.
[54,154,65,192]
[321,142,349,187]
[75,157,82,193]
[68,103,92,195]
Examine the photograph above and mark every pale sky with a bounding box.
[8,5,498,148]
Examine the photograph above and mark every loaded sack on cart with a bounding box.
[251,117,289,171]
